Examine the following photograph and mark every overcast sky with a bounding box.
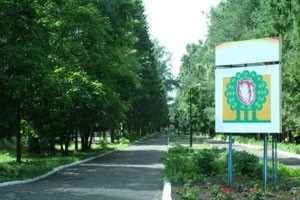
[143,0,220,77]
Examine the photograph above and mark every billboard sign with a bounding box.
[215,38,281,133]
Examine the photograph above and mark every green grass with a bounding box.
[0,139,130,183]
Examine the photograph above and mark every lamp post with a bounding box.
[187,83,201,148]
[189,88,192,147]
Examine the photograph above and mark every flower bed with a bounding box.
[165,145,300,200]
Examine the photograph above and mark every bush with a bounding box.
[164,145,195,182]
[193,148,226,175]
[119,137,130,145]
[100,139,108,149]
[164,146,228,182]
[232,150,261,178]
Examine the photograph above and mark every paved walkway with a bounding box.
[200,137,300,169]
[0,133,168,200]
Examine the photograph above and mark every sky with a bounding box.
[143,0,220,77]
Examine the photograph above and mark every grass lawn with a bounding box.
[0,139,129,183]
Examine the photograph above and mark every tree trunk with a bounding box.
[60,137,64,155]
[80,129,85,151]
[88,128,94,149]
[16,110,22,163]
[64,139,69,155]
[75,129,78,152]
[110,129,115,143]
[81,127,90,151]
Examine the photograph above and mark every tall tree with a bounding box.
[0,0,49,162]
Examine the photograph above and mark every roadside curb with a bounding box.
[163,134,172,200]
[0,150,115,188]
[162,180,172,200]
[0,133,160,188]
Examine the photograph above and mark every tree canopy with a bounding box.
[174,0,300,137]
[0,0,172,162]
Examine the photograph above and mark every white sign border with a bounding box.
[215,65,281,133]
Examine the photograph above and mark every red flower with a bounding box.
[249,186,257,194]
[219,186,233,194]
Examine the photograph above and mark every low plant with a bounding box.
[192,148,226,175]
[290,187,300,200]
[232,150,261,178]
[164,145,196,182]
[177,180,199,200]
[165,143,300,199]
[118,137,130,145]
[247,184,264,200]
[211,184,233,200]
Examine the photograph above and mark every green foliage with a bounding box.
[164,145,195,182]
[176,180,199,200]
[167,145,300,199]
[118,137,130,145]
[100,139,108,149]
[175,0,300,135]
[165,145,264,184]
[211,185,234,200]
[0,0,170,161]
[193,148,225,175]
[290,187,300,200]
[0,137,131,183]
[232,150,261,178]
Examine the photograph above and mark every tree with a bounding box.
[224,70,269,122]
[0,0,50,162]
[0,0,171,161]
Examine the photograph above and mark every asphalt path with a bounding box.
[200,137,300,169]
[0,133,168,200]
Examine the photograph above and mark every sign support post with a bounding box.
[272,134,278,185]
[263,134,268,190]
[228,133,233,186]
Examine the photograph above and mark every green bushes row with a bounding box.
[164,145,262,183]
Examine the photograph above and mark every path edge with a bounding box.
[0,133,158,188]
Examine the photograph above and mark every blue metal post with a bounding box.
[263,134,268,190]
[272,134,278,185]
[228,133,233,186]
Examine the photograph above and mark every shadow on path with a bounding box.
[0,133,168,200]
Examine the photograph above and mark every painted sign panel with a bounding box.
[215,37,280,66]
[215,65,281,133]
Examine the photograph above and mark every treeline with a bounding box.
[172,0,300,138]
[0,0,171,162]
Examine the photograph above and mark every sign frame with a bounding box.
[215,65,281,133]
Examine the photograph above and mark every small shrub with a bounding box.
[248,184,264,200]
[177,180,199,200]
[193,148,223,175]
[290,187,300,200]
[232,150,261,178]
[119,137,130,145]
[164,145,194,182]
[100,139,108,149]
[211,184,233,200]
